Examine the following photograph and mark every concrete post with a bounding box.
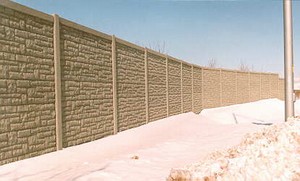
[191,66,194,112]
[144,48,149,124]
[166,56,169,116]
[248,72,251,102]
[219,69,222,106]
[260,73,262,100]
[236,71,238,104]
[112,35,118,134]
[53,14,63,150]
[181,62,183,113]
[201,68,204,110]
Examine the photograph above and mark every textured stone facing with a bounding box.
[237,72,250,104]
[148,53,167,122]
[269,74,279,98]
[278,79,284,100]
[0,6,56,165]
[203,69,221,109]
[193,66,202,113]
[168,59,182,116]
[116,43,146,131]
[182,63,192,113]
[261,74,270,99]
[221,70,236,106]
[249,73,261,102]
[60,25,114,147]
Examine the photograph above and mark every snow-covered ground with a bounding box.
[0,99,294,180]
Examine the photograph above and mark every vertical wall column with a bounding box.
[201,67,204,109]
[219,69,222,106]
[53,14,63,150]
[112,35,118,134]
[166,56,169,116]
[235,71,238,104]
[191,66,194,112]
[270,74,273,98]
[248,72,251,102]
[260,73,262,99]
[144,48,149,124]
[180,62,183,113]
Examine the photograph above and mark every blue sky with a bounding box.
[13,0,300,77]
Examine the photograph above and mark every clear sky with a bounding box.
[13,0,300,77]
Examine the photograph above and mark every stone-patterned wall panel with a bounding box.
[221,70,236,106]
[278,78,284,100]
[203,68,220,109]
[237,72,249,104]
[116,43,146,131]
[182,63,192,113]
[193,66,202,113]
[269,74,279,98]
[261,73,270,99]
[148,53,167,122]
[168,59,182,116]
[60,25,113,147]
[250,73,261,101]
[0,6,56,165]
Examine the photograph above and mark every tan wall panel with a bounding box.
[182,63,192,113]
[250,73,261,101]
[203,69,220,109]
[237,72,249,104]
[60,25,114,147]
[0,6,56,165]
[168,59,182,116]
[193,66,202,113]
[221,70,236,106]
[278,78,284,100]
[116,43,146,131]
[270,74,279,98]
[148,53,167,122]
[261,74,270,99]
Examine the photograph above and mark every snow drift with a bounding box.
[167,118,300,180]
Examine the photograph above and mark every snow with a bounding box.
[0,99,294,180]
[167,118,300,180]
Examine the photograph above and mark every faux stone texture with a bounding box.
[0,6,56,166]
[168,59,182,116]
[250,73,261,102]
[60,25,114,147]
[148,53,167,122]
[237,72,250,104]
[182,63,192,113]
[116,43,146,131]
[221,70,236,106]
[202,69,221,109]
[192,66,202,113]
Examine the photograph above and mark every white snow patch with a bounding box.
[0,99,294,180]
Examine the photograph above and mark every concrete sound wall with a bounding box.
[0,1,285,165]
